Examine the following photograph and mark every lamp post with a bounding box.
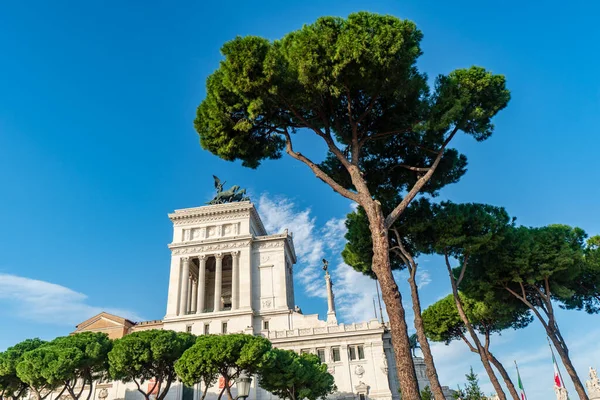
[235,373,252,400]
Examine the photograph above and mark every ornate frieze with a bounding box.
[171,240,251,255]
[253,240,285,250]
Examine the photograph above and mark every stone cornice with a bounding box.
[168,201,267,234]
[253,234,297,261]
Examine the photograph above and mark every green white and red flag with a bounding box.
[553,352,564,388]
[515,360,527,400]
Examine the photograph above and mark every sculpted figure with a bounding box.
[554,386,568,400]
[586,367,600,398]
[207,176,249,204]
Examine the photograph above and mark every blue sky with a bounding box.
[1,0,599,398]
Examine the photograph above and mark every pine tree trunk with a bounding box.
[405,256,446,400]
[368,209,422,400]
[445,257,507,400]
[548,329,589,400]
[487,351,519,400]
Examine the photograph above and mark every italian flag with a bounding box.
[553,352,564,388]
[516,367,527,400]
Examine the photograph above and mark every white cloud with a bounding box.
[416,269,432,289]
[258,194,326,297]
[0,274,143,326]
[257,193,388,323]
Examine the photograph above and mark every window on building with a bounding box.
[204,323,210,335]
[359,394,366,400]
[300,349,311,355]
[331,347,341,362]
[263,320,269,330]
[222,322,228,334]
[349,345,365,360]
[317,348,326,363]
[186,325,192,333]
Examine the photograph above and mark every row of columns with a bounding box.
[178,252,240,316]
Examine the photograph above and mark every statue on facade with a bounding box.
[586,367,600,399]
[554,385,569,400]
[207,175,250,205]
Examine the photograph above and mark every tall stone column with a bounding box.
[186,275,192,313]
[325,270,338,325]
[232,251,240,310]
[214,253,223,312]
[178,257,190,316]
[196,255,206,314]
[190,279,198,313]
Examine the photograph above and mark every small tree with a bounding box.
[176,334,271,400]
[48,332,112,400]
[420,386,434,400]
[194,12,510,399]
[108,330,196,400]
[258,348,335,400]
[463,367,485,400]
[462,225,598,400]
[16,345,68,400]
[175,338,218,400]
[422,293,531,400]
[0,339,46,400]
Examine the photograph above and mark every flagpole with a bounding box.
[375,280,384,324]
[514,360,528,400]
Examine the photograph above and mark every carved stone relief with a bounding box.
[254,241,285,249]
[381,352,388,374]
[208,226,217,238]
[262,299,272,308]
[354,365,365,378]
[191,229,201,240]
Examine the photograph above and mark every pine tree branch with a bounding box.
[282,129,360,202]
[384,125,461,229]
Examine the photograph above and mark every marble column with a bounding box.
[186,276,192,313]
[325,271,337,325]
[196,255,206,314]
[190,279,198,313]
[232,251,239,310]
[178,257,190,316]
[214,253,223,312]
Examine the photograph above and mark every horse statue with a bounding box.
[207,176,250,205]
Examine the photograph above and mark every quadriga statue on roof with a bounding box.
[207,175,250,205]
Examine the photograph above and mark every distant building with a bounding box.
[68,201,454,400]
